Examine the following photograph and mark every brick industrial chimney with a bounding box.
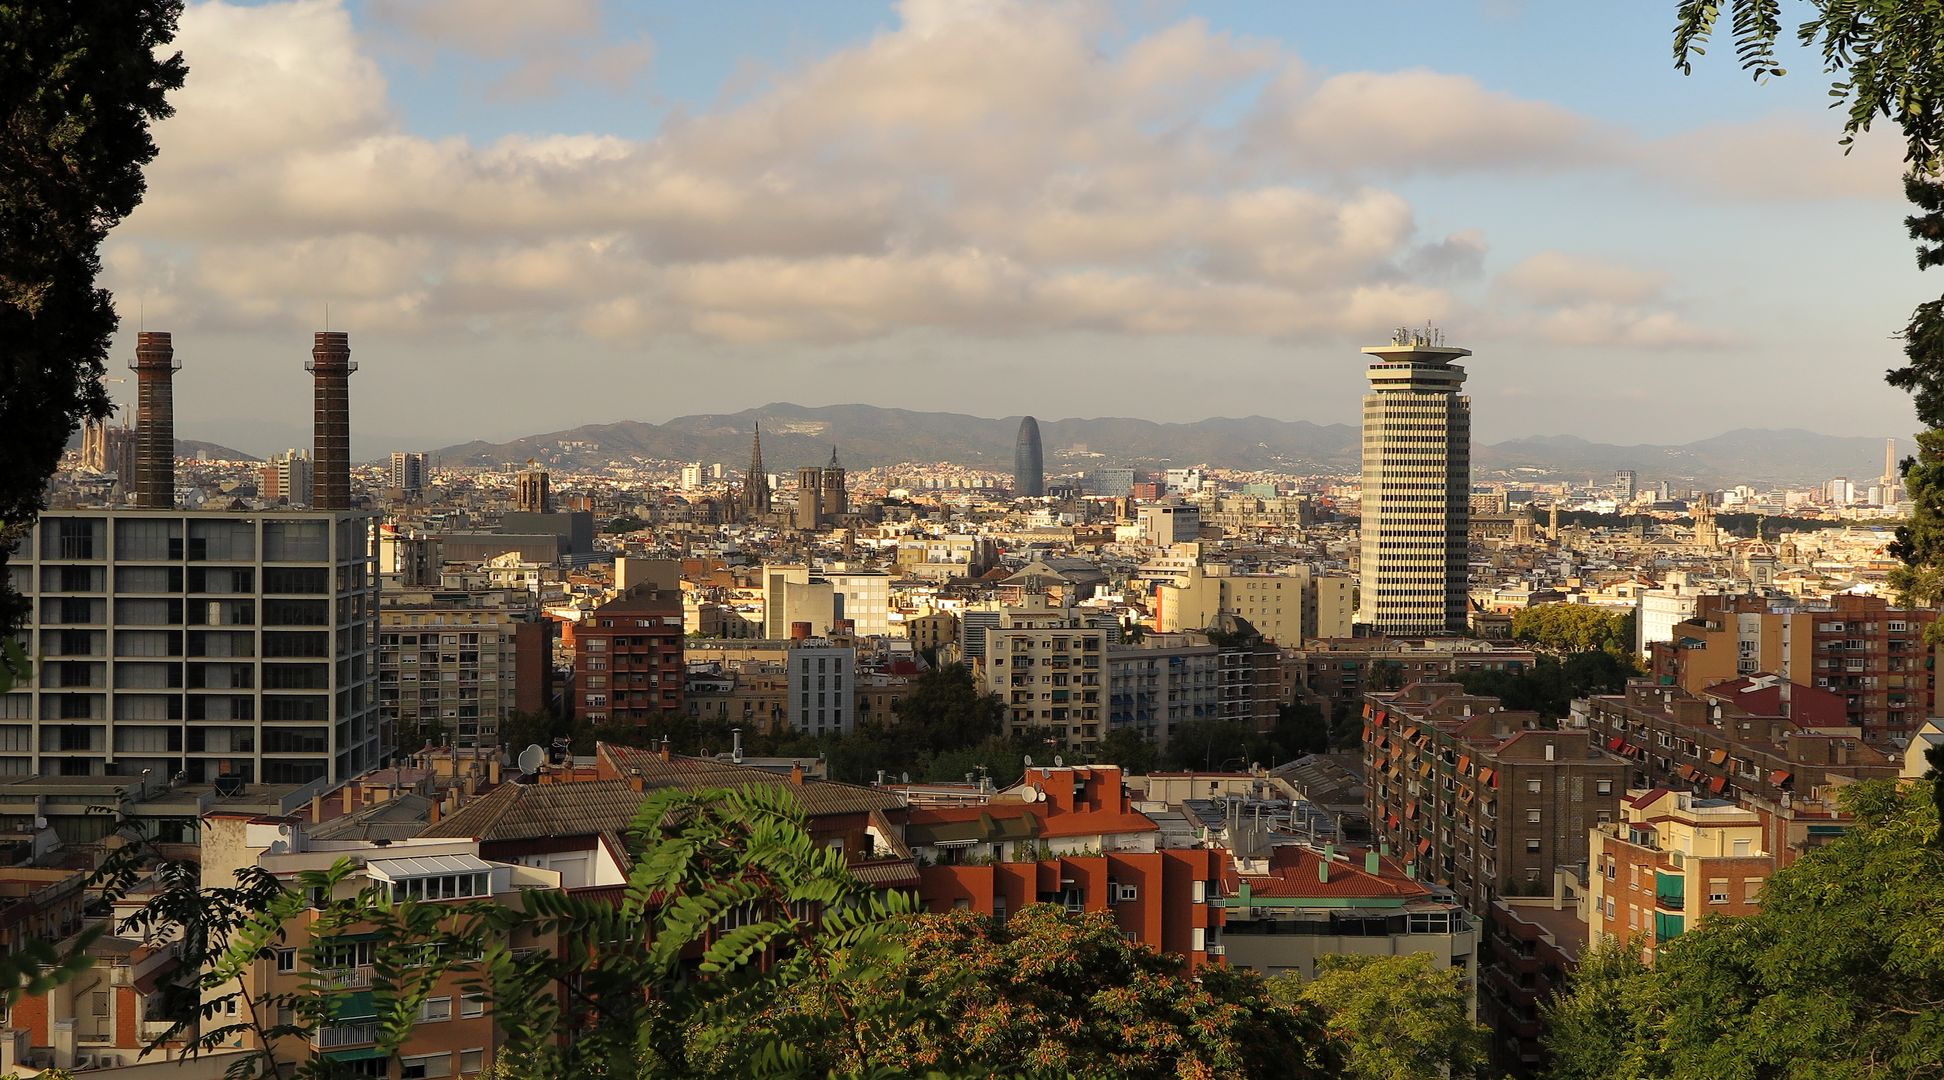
[129,331,178,508]
[306,331,356,510]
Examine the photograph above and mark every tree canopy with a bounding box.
[0,2,186,663]
[1275,954,1490,1080]
[1512,605,1635,657]
[1542,781,1944,1079]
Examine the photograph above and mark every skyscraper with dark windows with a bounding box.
[1014,416,1044,498]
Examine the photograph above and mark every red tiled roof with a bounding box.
[1244,847,1432,901]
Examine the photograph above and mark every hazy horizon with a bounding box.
[100,1,1921,455]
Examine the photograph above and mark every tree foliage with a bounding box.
[1673,0,1944,168]
[1460,651,1639,720]
[0,2,186,659]
[1512,605,1635,657]
[1275,954,1489,1080]
[1542,781,1944,1079]
[770,905,1338,1079]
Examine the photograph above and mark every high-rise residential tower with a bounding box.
[388,451,427,499]
[1357,328,1472,636]
[1014,416,1044,498]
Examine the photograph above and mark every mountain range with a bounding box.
[427,404,1910,487]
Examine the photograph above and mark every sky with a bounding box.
[103,0,1927,458]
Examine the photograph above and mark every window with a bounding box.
[1191,880,1206,904]
[417,996,453,1023]
[275,949,296,973]
[1526,809,1542,824]
[1596,780,1613,796]
[1605,898,1616,918]
[1709,880,1730,904]
[461,994,485,1019]
[1526,838,1542,852]
[401,1053,453,1079]
[1526,779,1541,794]
[460,1049,485,1074]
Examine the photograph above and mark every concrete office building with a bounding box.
[2,331,382,785]
[1358,327,1473,635]
[787,644,856,737]
[3,510,381,785]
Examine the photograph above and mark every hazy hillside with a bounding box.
[429,404,1907,486]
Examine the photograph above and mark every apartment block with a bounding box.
[1152,563,1352,645]
[1107,633,1220,747]
[2,509,381,784]
[906,764,1227,970]
[1364,683,1627,914]
[1579,677,1899,806]
[379,586,530,749]
[983,612,1105,750]
[1649,592,1939,747]
[1583,788,1774,963]
[1293,639,1537,721]
[574,585,684,726]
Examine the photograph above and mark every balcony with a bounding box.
[318,967,371,988]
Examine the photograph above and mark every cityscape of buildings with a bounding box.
[0,315,1931,1077]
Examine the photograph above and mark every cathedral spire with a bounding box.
[743,422,771,518]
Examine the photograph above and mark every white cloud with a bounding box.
[366,0,649,98]
[112,0,1482,346]
[1492,251,1722,349]
[1499,251,1668,307]
[1255,68,1603,172]
[112,0,1834,361]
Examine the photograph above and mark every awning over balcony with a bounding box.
[1606,737,1625,752]
[1708,776,1727,795]
[1708,748,1728,766]
[1770,769,1793,786]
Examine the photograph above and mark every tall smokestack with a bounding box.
[130,331,178,508]
[307,331,355,510]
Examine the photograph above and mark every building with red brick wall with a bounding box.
[574,585,684,726]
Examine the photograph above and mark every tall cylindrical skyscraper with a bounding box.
[1014,416,1044,498]
[129,331,178,509]
[1358,328,1472,635]
[307,331,356,510]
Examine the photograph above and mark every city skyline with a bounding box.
[100,0,1917,454]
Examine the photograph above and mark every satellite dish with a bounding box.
[1023,754,1034,768]
[1053,755,1064,767]
[517,744,546,776]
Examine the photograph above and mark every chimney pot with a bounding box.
[790,761,805,786]
[628,767,645,793]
